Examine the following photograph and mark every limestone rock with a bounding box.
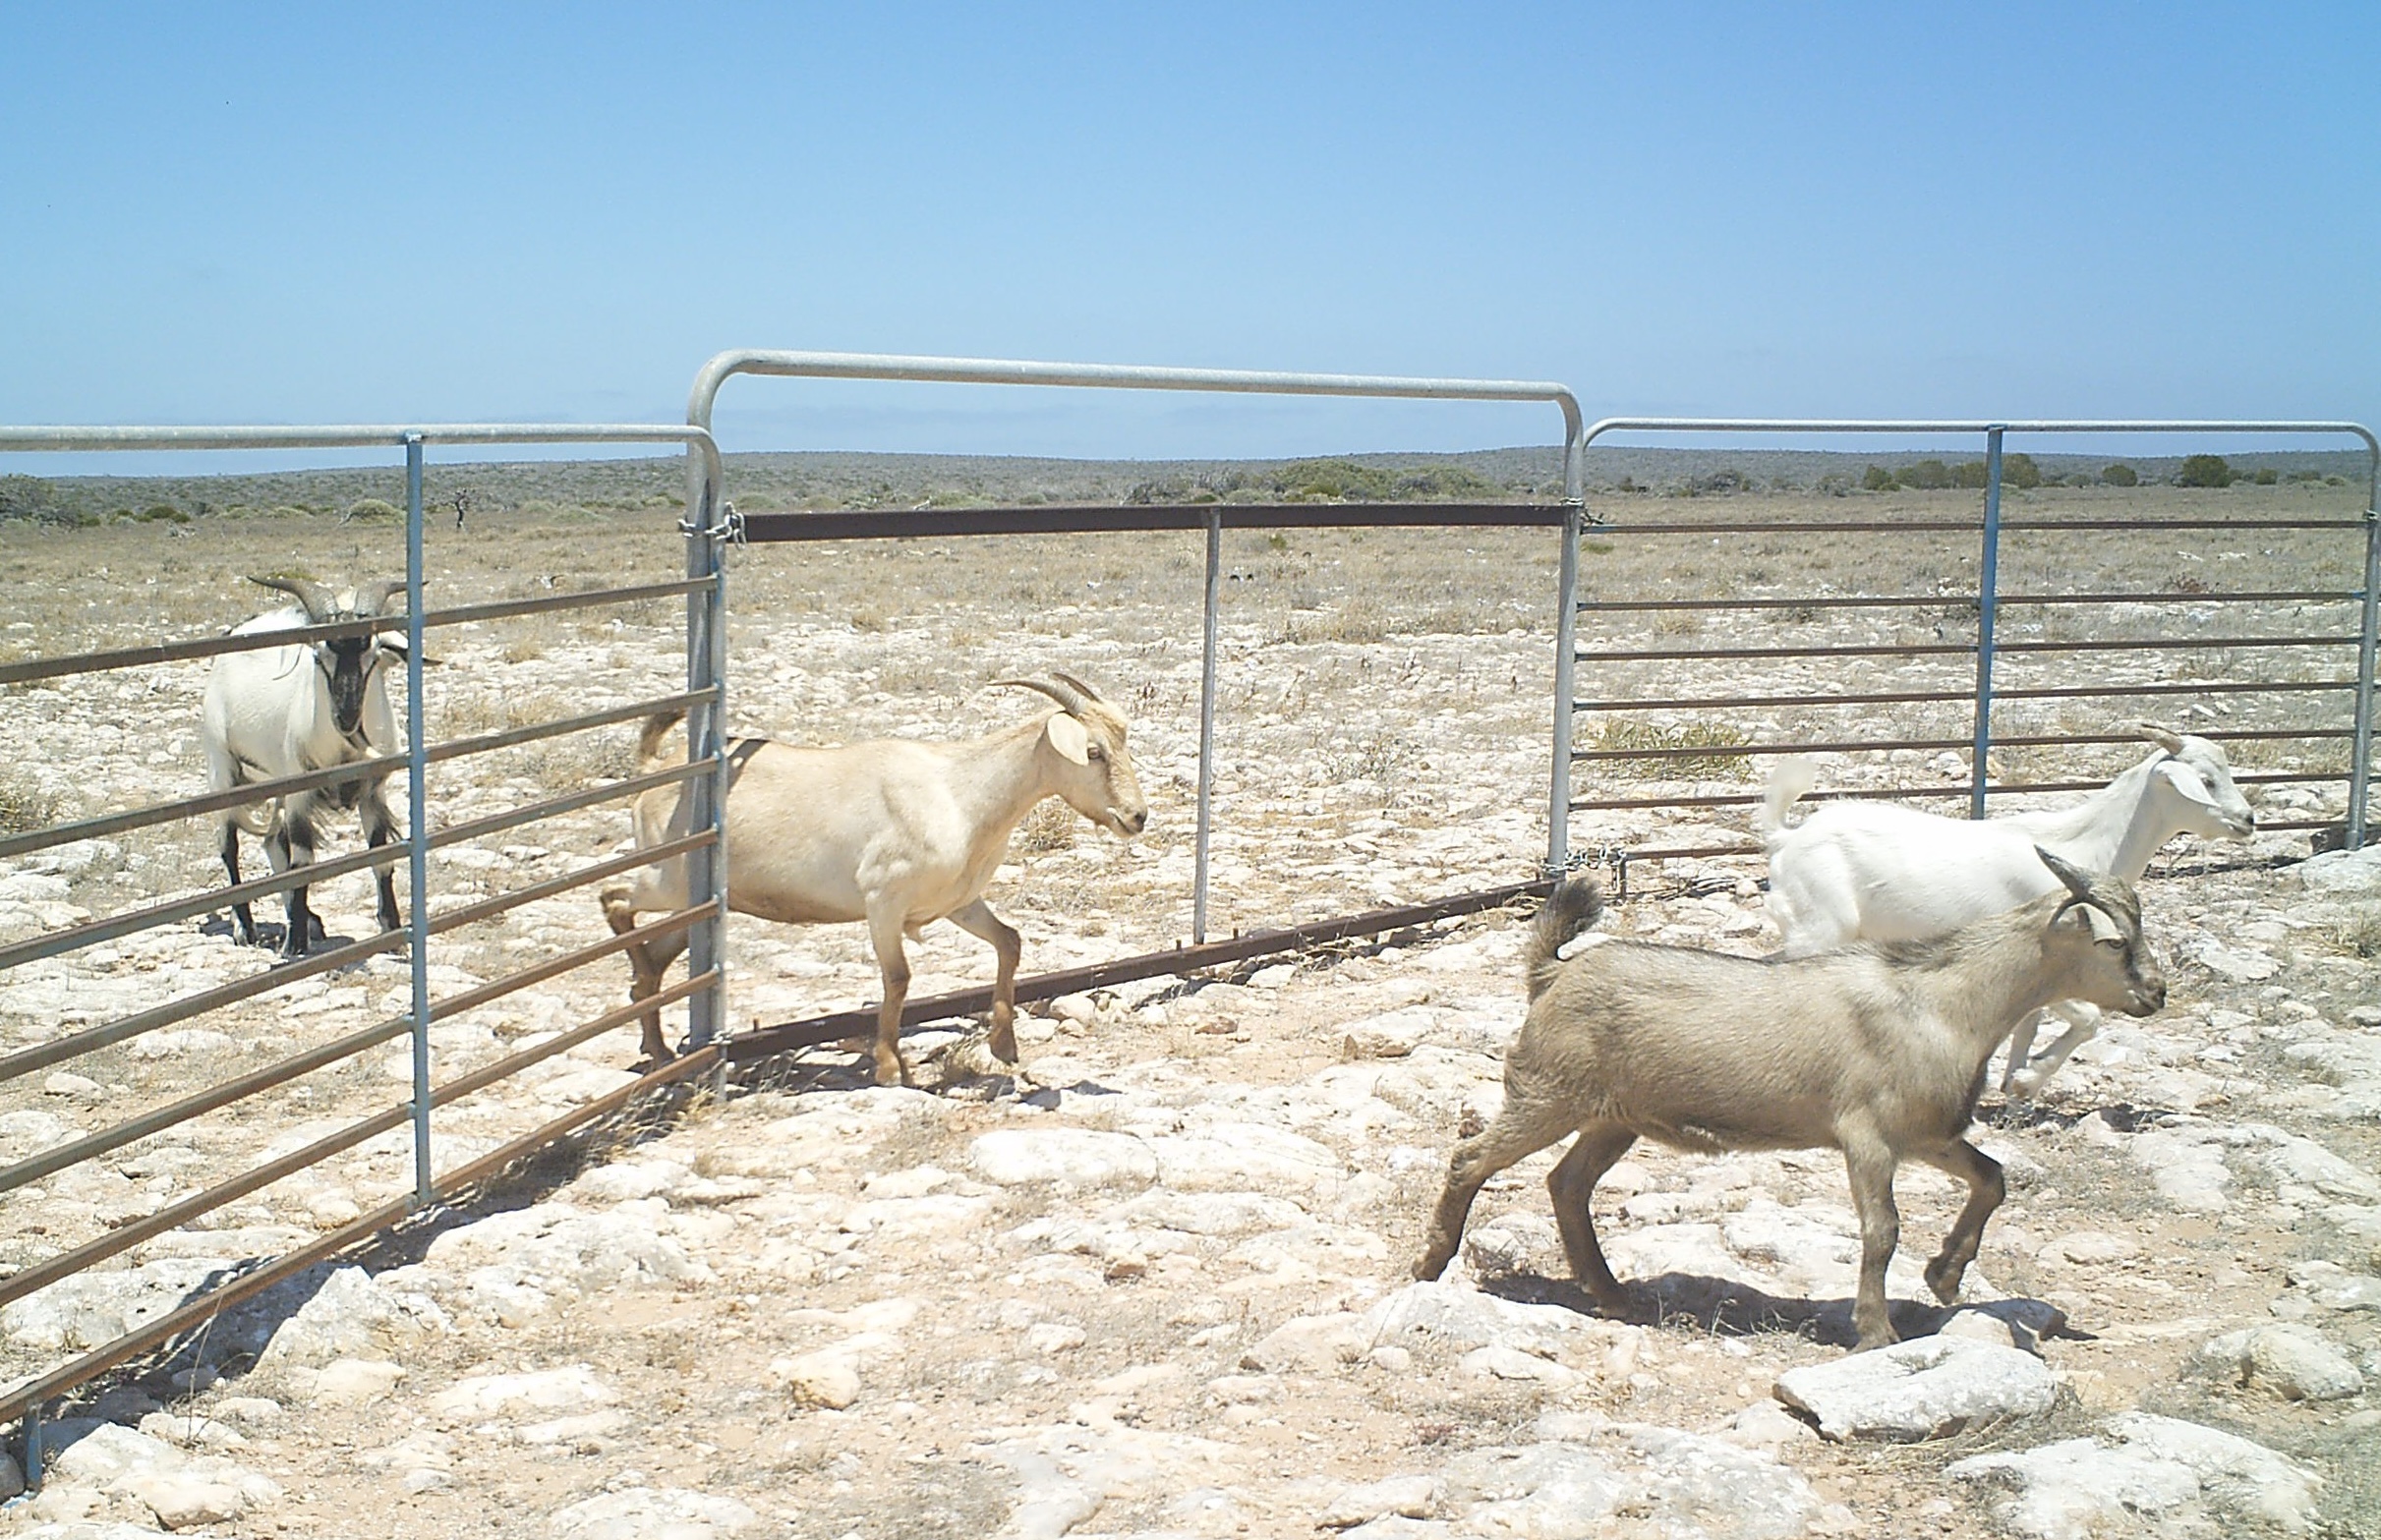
[1948,1411,2321,1537]
[549,1485,759,1539]
[428,1363,616,1418]
[1242,1312,1368,1374]
[969,1127,1157,1187]
[2190,1323,2365,1400]
[1321,1473,1440,1528]
[1773,1338,2058,1442]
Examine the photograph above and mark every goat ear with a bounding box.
[2155,758,2215,805]
[1045,713,1090,765]
[2034,845,2095,900]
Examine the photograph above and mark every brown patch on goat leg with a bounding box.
[1547,1123,1639,1314]
[1918,1138,2006,1305]
[601,887,673,1064]
[1414,1105,1573,1281]
[1843,1135,1903,1350]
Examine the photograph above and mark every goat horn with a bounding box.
[246,573,336,622]
[354,579,407,617]
[992,676,1091,716]
[2034,845,2096,902]
[1049,670,1106,705]
[2133,720,2185,755]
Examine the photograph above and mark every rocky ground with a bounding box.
[0,493,2376,1538]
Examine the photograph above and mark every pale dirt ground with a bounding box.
[0,479,2374,1537]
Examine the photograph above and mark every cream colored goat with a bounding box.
[598,674,1147,1084]
[1415,850,2166,1351]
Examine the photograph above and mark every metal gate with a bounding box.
[1555,419,2379,872]
[0,422,729,1465]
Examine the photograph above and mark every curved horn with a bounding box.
[246,573,335,622]
[354,579,406,617]
[992,676,1092,716]
[2133,720,2186,755]
[1049,670,1107,705]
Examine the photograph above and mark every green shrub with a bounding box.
[1950,461,1988,488]
[1898,459,1952,490]
[2178,454,2234,487]
[0,475,61,522]
[2252,467,2278,485]
[1861,465,1896,491]
[2002,452,2042,489]
[137,503,190,524]
[2101,463,2138,486]
[345,497,403,523]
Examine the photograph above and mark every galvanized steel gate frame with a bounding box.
[0,372,2376,1480]
[1557,418,2381,866]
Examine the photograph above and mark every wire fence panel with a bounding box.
[1560,421,2379,868]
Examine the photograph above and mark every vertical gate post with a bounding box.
[1193,509,1222,943]
[1548,419,1586,872]
[681,464,727,1049]
[403,434,433,1204]
[2350,494,2379,850]
[1970,427,2005,820]
[1549,501,1583,871]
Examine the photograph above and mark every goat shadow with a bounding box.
[1476,1269,2078,1351]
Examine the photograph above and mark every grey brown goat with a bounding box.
[1415,850,2165,1350]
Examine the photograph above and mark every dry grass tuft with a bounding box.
[1590,718,1754,780]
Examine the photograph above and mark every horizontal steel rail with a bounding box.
[726,877,1555,1060]
[1577,678,2359,713]
[1575,726,2352,764]
[1571,769,2346,813]
[738,502,1569,542]
[0,904,715,1196]
[0,966,718,1315]
[1578,634,2352,664]
[0,577,716,690]
[0,686,717,863]
[1580,515,2367,536]
[0,1037,725,1431]
[0,829,716,1084]
[1577,589,2353,612]
[0,756,709,971]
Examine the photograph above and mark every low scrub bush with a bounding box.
[2101,463,2139,486]
[2178,454,2234,487]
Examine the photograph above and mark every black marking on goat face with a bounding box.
[314,635,387,739]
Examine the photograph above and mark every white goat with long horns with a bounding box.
[202,575,408,958]
[600,673,1149,1083]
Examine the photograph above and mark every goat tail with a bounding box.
[635,710,687,771]
[1758,754,1821,844]
[1526,877,1603,1001]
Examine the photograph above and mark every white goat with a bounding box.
[1761,724,2250,1097]
[202,576,407,958]
[599,674,1149,1083]
[1416,852,2166,1351]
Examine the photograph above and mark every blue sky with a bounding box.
[3,4,2375,472]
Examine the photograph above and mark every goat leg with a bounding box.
[866,911,913,1088]
[1841,1133,1902,1350]
[2004,1001,2103,1100]
[220,823,259,946]
[364,787,402,936]
[949,899,1023,1063]
[1546,1123,1639,1314]
[1918,1138,2006,1306]
[273,811,317,960]
[601,887,674,1063]
[1415,1103,1573,1282]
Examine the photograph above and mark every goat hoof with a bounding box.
[1923,1260,1964,1305]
